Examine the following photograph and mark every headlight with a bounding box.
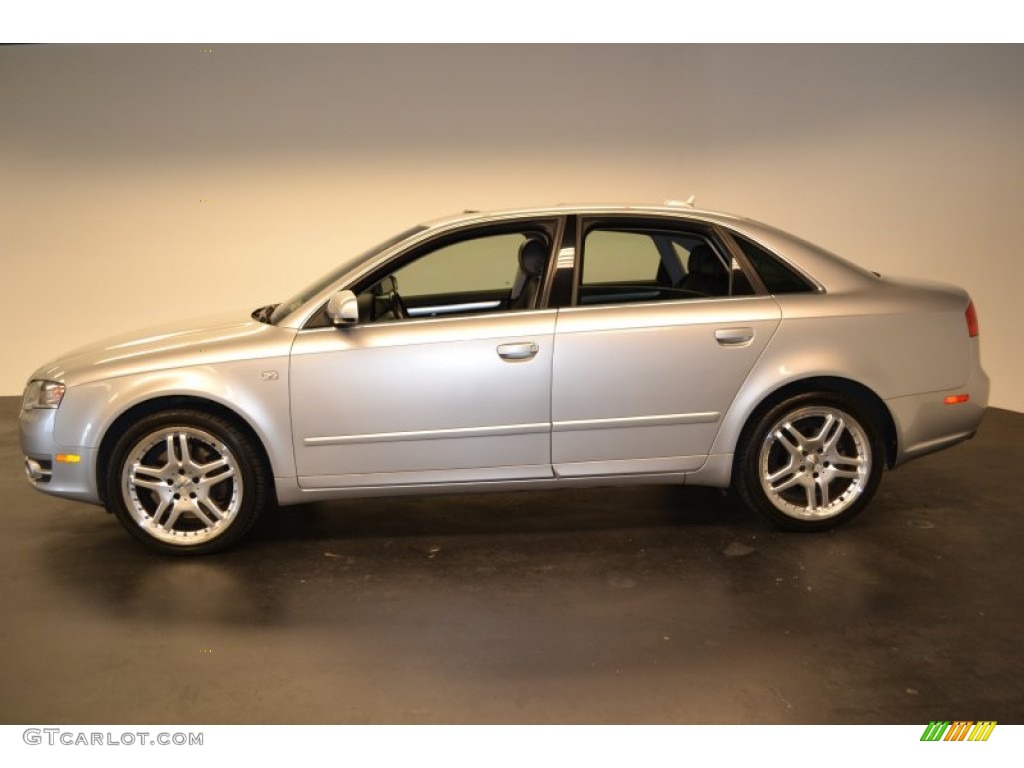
[22,380,66,410]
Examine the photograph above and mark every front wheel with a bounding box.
[734,393,884,531]
[105,409,268,554]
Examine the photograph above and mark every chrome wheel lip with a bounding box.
[758,405,871,521]
[121,426,243,546]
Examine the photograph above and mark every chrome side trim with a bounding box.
[406,300,502,317]
[304,421,550,447]
[555,454,706,477]
[552,412,720,432]
[277,470,691,503]
[308,412,722,446]
[299,463,551,490]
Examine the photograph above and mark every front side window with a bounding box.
[271,226,426,325]
[394,234,524,298]
[357,226,554,322]
[578,227,752,307]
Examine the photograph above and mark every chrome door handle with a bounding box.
[714,327,754,346]
[497,342,539,360]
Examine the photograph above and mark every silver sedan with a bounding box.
[20,204,990,553]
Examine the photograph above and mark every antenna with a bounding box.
[664,195,696,208]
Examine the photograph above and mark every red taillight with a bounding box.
[965,300,979,337]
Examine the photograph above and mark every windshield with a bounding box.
[269,225,426,325]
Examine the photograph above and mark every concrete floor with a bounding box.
[1,397,1021,724]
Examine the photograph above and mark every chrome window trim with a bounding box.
[294,307,559,335]
[405,300,503,317]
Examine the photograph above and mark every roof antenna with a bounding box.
[664,195,696,208]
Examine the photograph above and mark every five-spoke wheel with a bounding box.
[735,393,883,530]
[106,410,267,554]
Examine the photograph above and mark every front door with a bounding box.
[290,222,560,489]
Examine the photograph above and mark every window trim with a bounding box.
[714,224,769,296]
[545,214,577,309]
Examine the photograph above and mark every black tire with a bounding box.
[733,392,885,531]
[104,409,268,554]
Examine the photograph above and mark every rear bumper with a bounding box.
[886,361,990,467]
[19,407,102,505]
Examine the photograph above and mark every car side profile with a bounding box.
[20,203,989,553]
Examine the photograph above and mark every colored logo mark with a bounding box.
[920,721,997,741]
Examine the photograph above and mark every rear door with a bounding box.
[550,216,781,477]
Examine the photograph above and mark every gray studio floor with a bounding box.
[1,397,1021,724]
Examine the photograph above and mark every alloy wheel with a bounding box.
[757,405,871,521]
[121,426,243,545]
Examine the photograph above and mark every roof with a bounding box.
[418,202,751,230]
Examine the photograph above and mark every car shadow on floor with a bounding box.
[251,484,750,544]
[32,483,759,627]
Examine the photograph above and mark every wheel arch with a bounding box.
[96,395,275,505]
[731,376,898,470]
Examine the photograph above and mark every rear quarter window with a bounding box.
[734,234,815,294]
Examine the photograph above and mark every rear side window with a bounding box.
[578,227,754,307]
[734,235,815,294]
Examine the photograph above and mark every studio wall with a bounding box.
[1,44,1021,410]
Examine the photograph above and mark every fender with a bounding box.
[53,358,296,479]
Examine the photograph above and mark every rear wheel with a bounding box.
[734,393,884,531]
[105,409,267,554]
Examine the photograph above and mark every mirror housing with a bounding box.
[325,290,359,326]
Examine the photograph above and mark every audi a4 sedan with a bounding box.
[20,203,989,553]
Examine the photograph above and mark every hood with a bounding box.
[30,308,295,387]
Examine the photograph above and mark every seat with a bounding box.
[369,275,407,321]
[678,244,729,297]
[509,237,548,310]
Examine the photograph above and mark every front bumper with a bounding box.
[19,407,102,505]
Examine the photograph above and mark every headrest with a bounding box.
[518,238,548,278]
[372,275,397,295]
[688,244,722,277]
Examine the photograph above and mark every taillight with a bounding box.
[965,300,979,338]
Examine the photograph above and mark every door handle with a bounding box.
[497,342,539,361]
[714,327,754,346]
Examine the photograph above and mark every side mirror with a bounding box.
[325,290,359,326]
